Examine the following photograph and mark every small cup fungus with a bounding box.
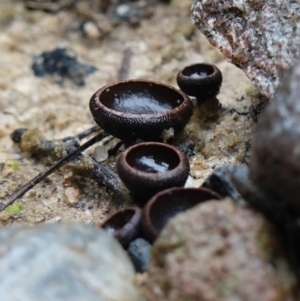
[90,79,193,142]
[141,187,222,242]
[177,63,222,102]
[117,142,190,205]
[101,207,142,247]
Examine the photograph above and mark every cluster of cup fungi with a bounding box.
[96,63,223,270]
[5,57,300,280]
[2,62,224,271]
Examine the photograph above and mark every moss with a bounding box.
[5,203,23,215]
[5,159,19,171]
[245,85,260,98]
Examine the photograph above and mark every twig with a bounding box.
[107,140,124,158]
[62,125,100,141]
[0,131,108,212]
[24,0,74,12]
[118,47,132,81]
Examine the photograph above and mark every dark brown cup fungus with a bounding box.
[176,63,222,102]
[141,187,222,242]
[117,142,190,205]
[89,79,193,142]
[101,207,142,247]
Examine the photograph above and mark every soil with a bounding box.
[0,0,258,226]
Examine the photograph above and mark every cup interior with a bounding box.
[100,81,185,114]
[149,188,221,233]
[126,144,180,173]
[181,64,215,79]
[102,208,137,234]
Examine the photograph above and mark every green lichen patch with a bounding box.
[5,203,23,215]
[5,160,20,171]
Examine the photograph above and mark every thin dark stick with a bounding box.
[118,47,132,81]
[107,141,124,158]
[0,131,109,212]
[62,125,100,142]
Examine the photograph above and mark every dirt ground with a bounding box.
[0,0,259,226]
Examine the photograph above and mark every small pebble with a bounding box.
[202,165,247,204]
[93,145,109,162]
[116,4,130,17]
[82,21,101,40]
[64,186,79,205]
[10,128,28,143]
[45,216,62,224]
[127,238,151,273]
[113,3,140,24]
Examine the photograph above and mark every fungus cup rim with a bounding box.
[118,142,189,180]
[179,63,219,81]
[101,207,142,247]
[141,187,222,242]
[91,79,191,119]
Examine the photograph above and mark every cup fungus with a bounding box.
[89,79,193,142]
[101,207,142,247]
[141,187,222,242]
[117,142,190,205]
[176,63,222,102]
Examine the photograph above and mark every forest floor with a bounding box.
[0,0,259,226]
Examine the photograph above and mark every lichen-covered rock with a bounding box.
[144,199,296,301]
[191,0,300,98]
[0,223,141,301]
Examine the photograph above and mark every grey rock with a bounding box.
[191,0,300,98]
[0,223,141,301]
[144,199,297,301]
[250,58,300,214]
